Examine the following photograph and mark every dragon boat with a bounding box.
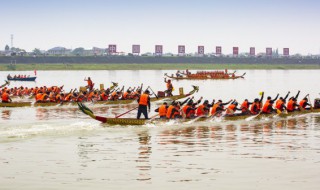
[164,72,246,80]
[78,102,320,126]
[0,86,199,108]
[7,76,37,81]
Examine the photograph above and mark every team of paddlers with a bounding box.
[150,91,320,120]
[0,77,175,104]
[174,69,236,78]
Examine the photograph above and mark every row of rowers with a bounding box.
[1,85,148,103]
[155,91,312,119]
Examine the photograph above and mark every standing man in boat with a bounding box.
[164,78,174,97]
[137,89,151,119]
[84,77,94,91]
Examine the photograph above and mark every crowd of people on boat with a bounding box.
[0,77,175,104]
[172,69,236,78]
[7,74,31,79]
[151,91,320,120]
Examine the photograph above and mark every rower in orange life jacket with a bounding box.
[166,102,180,119]
[211,99,233,116]
[299,95,311,110]
[1,90,12,103]
[122,90,131,100]
[265,93,279,105]
[196,100,213,117]
[262,100,275,114]
[155,102,168,119]
[240,99,252,114]
[182,97,202,119]
[250,98,261,115]
[226,101,242,115]
[137,90,151,119]
[287,98,299,112]
[35,91,43,102]
[164,78,173,96]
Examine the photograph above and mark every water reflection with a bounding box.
[136,130,152,181]
[1,110,11,120]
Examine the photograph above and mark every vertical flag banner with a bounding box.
[108,44,117,54]
[266,48,272,56]
[283,48,289,56]
[250,47,255,56]
[155,45,163,55]
[233,47,239,56]
[198,46,204,55]
[178,45,185,54]
[132,45,140,54]
[216,46,222,55]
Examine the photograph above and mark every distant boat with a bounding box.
[7,76,37,81]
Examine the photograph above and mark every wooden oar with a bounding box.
[115,107,138,118]
[147,86,158,99]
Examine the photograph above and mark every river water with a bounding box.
[0,70,320,190]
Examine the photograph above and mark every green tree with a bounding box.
[5,45,10,51]
[33,48,42,55]
[72,47,85,55]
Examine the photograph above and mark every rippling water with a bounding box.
[1,70,320,189]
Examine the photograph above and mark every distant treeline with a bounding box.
[0,56,320,65]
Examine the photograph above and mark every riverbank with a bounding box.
[0,63,320,71]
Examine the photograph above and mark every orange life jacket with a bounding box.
[250,102,260,114]
[166,83,173,90]
[1,92,9,102]
[166,105,175,119]
[196,104,206,116]
[262,102,271,113]
[123,92,129,99]
[241,101,249,112]
[226,104,236,114]
[159,105,167,117]
[299,100,307,108]
[211,104,220,115]
[35,93,43,101]
[287,99,295,111]
[275,99,283,110]
[139,94,149,106]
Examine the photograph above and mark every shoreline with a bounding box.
[1,63,320,71]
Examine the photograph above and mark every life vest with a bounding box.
[49,93,56,102]
[35,93,43,101]
[100,92,108,101]
[275,99,283,110]
[173,105,181,117]
[182,105,189,115]
[226,104,236,114]
[65,94,72,101]
[196,104,206,116]
[299,100,307,108]
[139,94,149,106]
[166,83,173,90]
[87,80,93,87]
[166,105,175,119]
[262,102,271,113]
[1,92,9,102]
[250,102,260,114]
[241,101,249,112]
[40,94,47,101]
[88,92,95,101]
[211,104,219,115]
[123,92,129,99]
[287,99,295,111]
[159,105,167,117]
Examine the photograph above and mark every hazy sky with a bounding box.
[1,0,320,54]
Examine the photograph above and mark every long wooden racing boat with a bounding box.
[78,102,320,125]
[0,86,199,108]
[7,77,37,81]
[165,72,246,80]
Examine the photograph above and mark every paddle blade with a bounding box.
[276,109,282,114]
[259,92,263,96]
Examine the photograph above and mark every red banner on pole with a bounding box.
[155,45,163,55]
[132,45,140,54]
[250,47,255,56]
[266,48,272,56]
[233,47,239,56]
[216,46,222,55]
[283,48,289,56]
[178,45,185,54]
[108,44,117,54]
[198,46,204,55]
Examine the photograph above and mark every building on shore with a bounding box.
[47,47,72,55]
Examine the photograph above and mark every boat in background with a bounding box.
[7,76,37,81]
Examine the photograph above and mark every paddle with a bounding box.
[115,106,138,118]
[308,94,313,111]
[147,86,158,99]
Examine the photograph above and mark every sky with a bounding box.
[1,0,320,55]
